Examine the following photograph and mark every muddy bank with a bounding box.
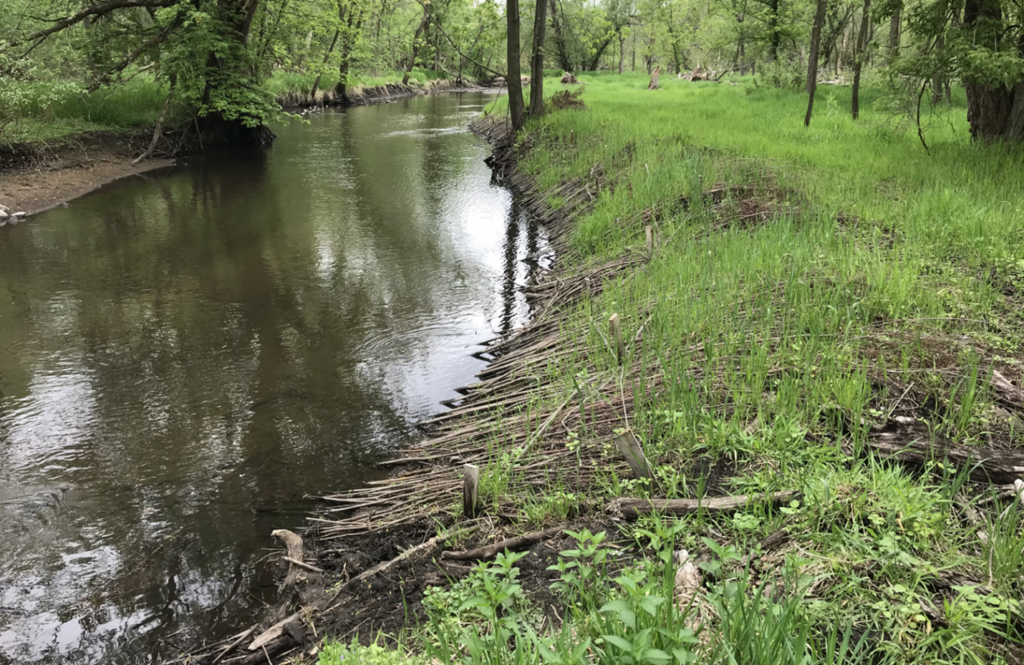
[0,131,174,216]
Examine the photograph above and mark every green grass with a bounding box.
[1,77,170,144]
[318,72,1024,663]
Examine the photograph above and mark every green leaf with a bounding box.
[641,648,672,664]
[600,599,632,613]
[457,596,490,611]
[602,634,634,653]
[639,595,665,616]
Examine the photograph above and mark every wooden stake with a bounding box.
[463,464,480,518]
[645,225,653,255]
[609,313,625,365]
[613,428,655,480]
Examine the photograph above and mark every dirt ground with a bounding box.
[0,131,174,216]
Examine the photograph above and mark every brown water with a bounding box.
[0,92,544,664]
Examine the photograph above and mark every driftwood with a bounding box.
[345,532,447,589]
[991,370,1024,409]
[862,436,1024,484]
[442,525,564,560]
[271,529,305,588]
[609,491,800,520]
[248,612,300,652]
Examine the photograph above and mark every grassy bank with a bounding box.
[0,77,170,144]
[308,73,1024,664]
[266,67,447,100]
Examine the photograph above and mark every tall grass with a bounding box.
[1,77,170,143]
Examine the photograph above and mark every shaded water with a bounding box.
[0,92,543,664]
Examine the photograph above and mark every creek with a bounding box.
[0,91,541,664]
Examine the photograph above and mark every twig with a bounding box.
[281,556,323,574]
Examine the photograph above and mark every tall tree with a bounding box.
[804,0,827,126]
[403,2,430,84]
[507,0,527,131]
[529,0,548,116]
[851,0,870,119]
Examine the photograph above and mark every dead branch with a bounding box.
[441,525,564,560]
[609,491,800,520]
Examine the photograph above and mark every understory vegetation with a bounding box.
[314,73,1024,664]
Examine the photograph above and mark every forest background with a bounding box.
[0,0,1022,146]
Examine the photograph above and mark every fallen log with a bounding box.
[862,437,1024,485]
[441,525,564,560]
[609,491,800,520]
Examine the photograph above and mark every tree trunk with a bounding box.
[887,6,900,56]
[403,5,429,85]
[507,0,527,131]
[631,29,636,71]
[767,0,781,61]
[851,0,870,119]
[309,29,340,99]
[930,34,945,104]
[529,0,547,116]
[805,0,827,126]
[588,37,614,71]
[961,0,1024,140]
[336,0,364,100]
[618,33,625,74]
[548,0,572,72]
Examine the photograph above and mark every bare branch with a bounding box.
[8,0,178,52]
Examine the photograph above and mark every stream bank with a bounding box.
[0,80,494,217]
[168,114,657,664]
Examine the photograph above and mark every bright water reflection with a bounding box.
[0,92,542,664]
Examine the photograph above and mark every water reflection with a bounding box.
[0,92,542,664]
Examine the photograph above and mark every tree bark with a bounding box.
[507,0,527,131]
[851,0,870,119]
[961,0,1024,141]
[529,0,548,116]
[767,0,781,61]
[336,2,364,100]
[548,0,573,72]
[804,0,827,126]
[887,6,900,56]
[618,32,625,74]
